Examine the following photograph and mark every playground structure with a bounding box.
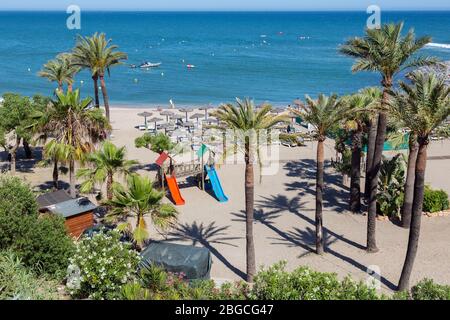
[154,144,229,205]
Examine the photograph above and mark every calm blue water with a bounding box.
[0,11,449,107]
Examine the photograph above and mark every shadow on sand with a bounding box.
[250,194,397,290]
[165,221,246,280]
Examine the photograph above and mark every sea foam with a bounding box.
[426,43,450,49]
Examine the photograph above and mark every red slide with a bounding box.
[165,174,185,206]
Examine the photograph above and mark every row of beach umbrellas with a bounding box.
[137,103,297,131]
[137,106,218,130]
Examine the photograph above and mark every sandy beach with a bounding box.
[3,105,450,292]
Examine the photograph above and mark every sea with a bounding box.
[0,11,449,107]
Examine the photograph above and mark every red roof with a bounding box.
[155,152,169,167]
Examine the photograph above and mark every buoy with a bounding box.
[161,72,164,76]
[27,68,31,72]
[134,78,138,83]
[80,80,84,84]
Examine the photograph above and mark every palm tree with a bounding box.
[360,88,382,199]
[342,88,381,213]
[106,174,178,247]
[401,132,419,228]
[44,90,110,197]
[77,141,138,200]
[211,98,287,282]
[290,94,351,254]
[39,53,80,92]
[72,33,127,121]
[43,140,68,190]
[389,72,449,291]
[340,22,436,252]
[342,95,367,212]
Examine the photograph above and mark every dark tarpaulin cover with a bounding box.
[140,242,212,280]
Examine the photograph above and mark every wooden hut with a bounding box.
[37,191,97,237]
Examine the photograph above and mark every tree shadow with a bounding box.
[0,146,44,173]
[35,181,71,192]
[256,194,365,250]
[230,209,315,257]
[278,227,397,290]
[131,163,158,173]
[283,159,349,213]
[253,194,397,290]
[165,221,246,279]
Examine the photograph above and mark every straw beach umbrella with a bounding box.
[159,123,171,134]
[160,110,174,122]
[179,108,193,121]
[199,105,214,120]
[148,117,163,130]
[137,111,153,127]
[190,113,205,125]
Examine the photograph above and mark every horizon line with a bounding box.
[1,9,450,12]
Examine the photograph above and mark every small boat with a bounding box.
[186,64,196,69]
[139,61,162,68]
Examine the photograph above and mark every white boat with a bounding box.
[139,62,162,68]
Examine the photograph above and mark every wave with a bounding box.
[426,43,450,49]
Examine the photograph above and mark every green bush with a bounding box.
[14,214,74,278]
[423,186,449,213]
[333,148,352,176]
[377,155,406,217]
[0,176,38,216]
[250,262,381,300]
[68,230,140,300]
[121,264,248,300]
[0,250,59,300]
[135,132,175,154]
[411,278,450,300]
[0,177,74,278]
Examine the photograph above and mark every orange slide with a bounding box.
[165,174,185,206]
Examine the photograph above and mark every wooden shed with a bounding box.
[37,191,97,237]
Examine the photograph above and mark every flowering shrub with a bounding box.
[250,262,381,300]
[67,230,140,300]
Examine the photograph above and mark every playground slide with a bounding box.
[205,165,229,203]
[165,175,186,206]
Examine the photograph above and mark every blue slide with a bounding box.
[205,165,229,203]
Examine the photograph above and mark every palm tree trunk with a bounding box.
[222,131,226,157]
[68,83,73,92]
[366,81,391,253]
[316,139,325,255]
[366,111,387,253]
[245,144,256,282]
[99,75,110,121]
[92,75,100,108]
[106,172,114,200]
[69,159,76,198]
[52,159,59,190]
[398,139,428,291]
[9,136,20,175]
[350,129,362,213]
[365,117,378,198]
[23,139,32,159]
[401,134,418,228]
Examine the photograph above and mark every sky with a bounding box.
[0,0,449,11]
